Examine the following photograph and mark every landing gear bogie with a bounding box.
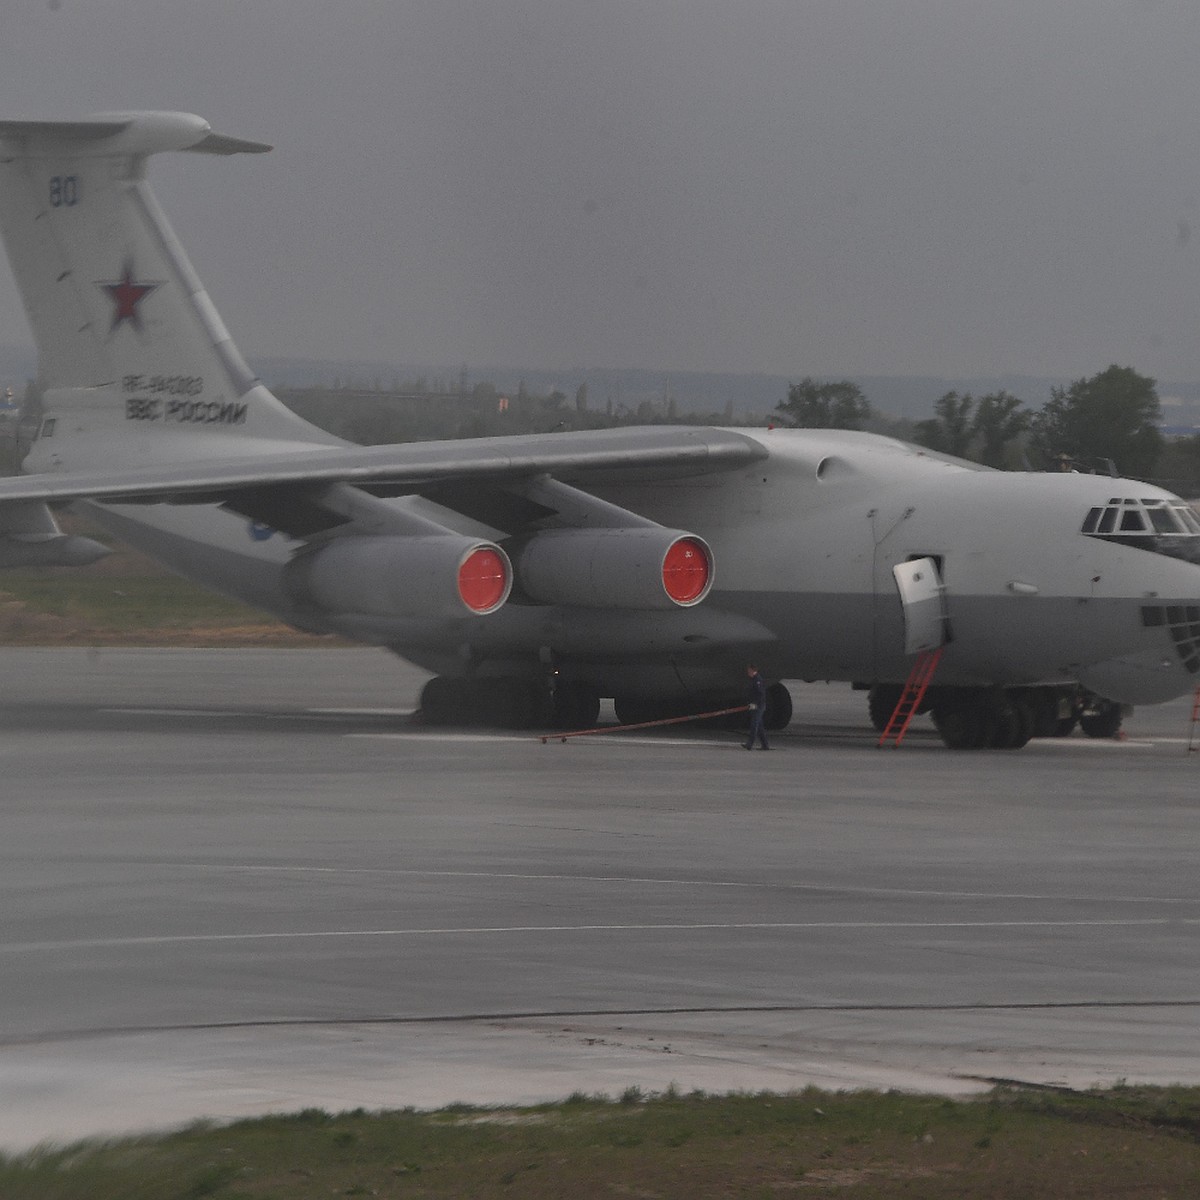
[931,689,1034,750]
[420,674,561,730]
[925,683,1125,750]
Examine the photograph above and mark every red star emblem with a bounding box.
[98,260,161,332]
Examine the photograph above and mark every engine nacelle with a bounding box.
[284,535,511,619]
[514,528,713,609]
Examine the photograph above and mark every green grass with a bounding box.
[0,571,264,628]
[3,1086,1200,1199]
[0,514,314,643]
[0,569,324,644]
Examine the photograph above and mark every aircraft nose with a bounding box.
[1140,602,1200,676]
[1078,600,1200,704]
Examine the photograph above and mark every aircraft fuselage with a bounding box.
[80,427,1200,710]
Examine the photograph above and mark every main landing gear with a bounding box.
[420,676,796,734]
[866,683,1125,749]
[420,675,600,731]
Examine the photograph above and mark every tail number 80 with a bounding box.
[49,176,79,208]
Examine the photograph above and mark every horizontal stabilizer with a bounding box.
[0,534,109,569]
[0,118,129,142]
[0,500,108,567]
[0,112,271,157]
[185,131,273,156]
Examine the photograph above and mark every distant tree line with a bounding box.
[274,378,746,446]
[772,365,1200,494]
[271,364,1200,494]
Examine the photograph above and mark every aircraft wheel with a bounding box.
[984,703,1014,749]
[420,676,467,725]
[764,682,793,731]
[1028,690,1060,738]
[1080,702,1123,739]
[449,678,552,729]
[933,703,981,749]
[867,684,902,732]
[971,701,998,749]
[475,678,530,729]
[989,694,1033,749]
[1054,716,1078,737]
[552,680,601,730]
[1009,695,1035,748]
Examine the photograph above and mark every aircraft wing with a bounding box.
[0,426,765,507]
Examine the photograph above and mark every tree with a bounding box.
[1029,365,1163,479]
[912,391,974,457]
[1154,432,1200,497]
[972,391,1029,468]
[775,378,871,430]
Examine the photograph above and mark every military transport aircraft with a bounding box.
[0,110,1196,749]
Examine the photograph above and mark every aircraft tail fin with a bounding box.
[0,111,334,471]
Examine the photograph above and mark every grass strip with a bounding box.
[0,571,328,645]
[3,1085,1200,1199]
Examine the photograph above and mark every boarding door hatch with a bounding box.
[892,557,948,656]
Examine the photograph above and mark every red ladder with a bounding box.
[1189,685,1200,754]
[877,646,943,748]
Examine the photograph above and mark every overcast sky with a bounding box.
[2,0,1200,383]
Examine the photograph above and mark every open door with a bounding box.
[892,557,948,655]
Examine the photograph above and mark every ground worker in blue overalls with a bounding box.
[744,665,770,751]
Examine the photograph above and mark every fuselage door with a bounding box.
[892,556,948,655]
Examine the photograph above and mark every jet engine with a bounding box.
[283,534,512,619]
[513,528,713,609]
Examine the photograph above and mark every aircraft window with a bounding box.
[40,417,55,438]
[1148,506,1179,534]
[1178,507,1200,535]
[1086,499,1200,561]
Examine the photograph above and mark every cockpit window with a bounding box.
[1147,504,1180,534]
[1083,497,1200,564]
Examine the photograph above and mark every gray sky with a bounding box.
[3,0,1200,382]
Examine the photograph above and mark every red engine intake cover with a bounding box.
[458,546,510,613]
[661,537,711,605]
